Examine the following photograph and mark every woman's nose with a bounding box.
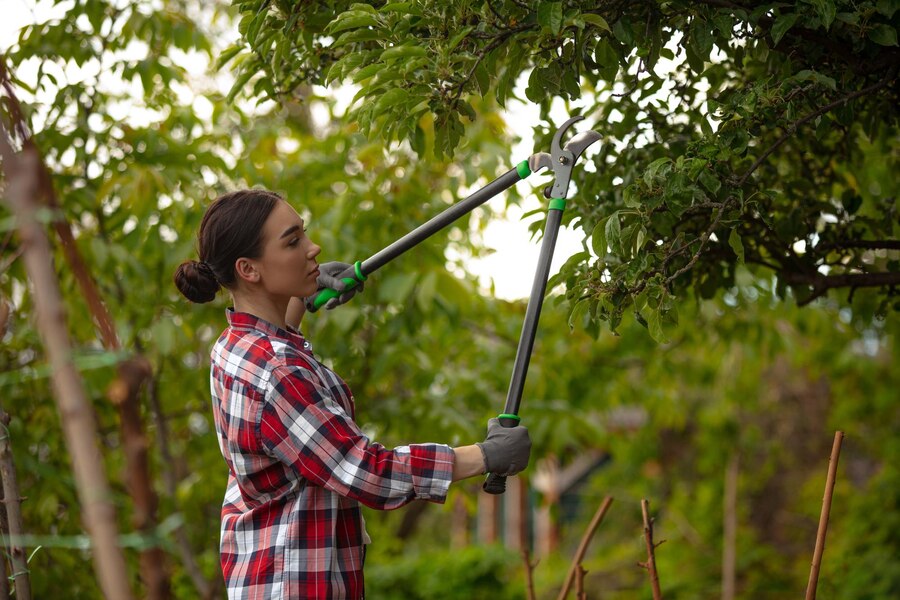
[308,242,321,259]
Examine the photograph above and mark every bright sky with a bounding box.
[2,1,591,301]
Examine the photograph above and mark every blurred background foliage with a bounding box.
[0,0,897,598]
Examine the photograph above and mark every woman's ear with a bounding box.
[235,257,260,284]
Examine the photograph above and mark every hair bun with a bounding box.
[174,260,220,303]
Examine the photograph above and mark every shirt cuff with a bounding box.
[406,443,455,503]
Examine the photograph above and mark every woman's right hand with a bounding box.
[475,418,532,477]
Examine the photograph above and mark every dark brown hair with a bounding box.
[174,189,282,303]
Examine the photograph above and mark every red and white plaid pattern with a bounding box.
[210,310,455,599]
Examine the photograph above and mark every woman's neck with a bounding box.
[232,293,289,330]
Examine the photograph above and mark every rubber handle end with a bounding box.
[483,472,507,495]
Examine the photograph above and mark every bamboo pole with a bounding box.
[722,454,739,600]
[805,431,844,600]
[0,133,135,600]
[640,498,663,600]
[556,496,613,600]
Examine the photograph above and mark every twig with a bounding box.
[0,120,135,600]
[805,431,844,600]
[522,548,538,600]
[639,498,663,600]
[0,408,30,600]
[575,564,587,600]
[556,496,614,600]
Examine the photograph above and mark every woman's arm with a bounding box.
[285,297,306,330]
[451,445,485,481]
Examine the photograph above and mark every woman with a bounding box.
[174,189,531,599]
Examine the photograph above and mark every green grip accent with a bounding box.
[354,261,367,281]
[497,413,521,422]
[516,160,531,179]
[549,198,567,211]
[312,282,354,310]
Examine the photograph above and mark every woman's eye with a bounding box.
[288,238,299,247]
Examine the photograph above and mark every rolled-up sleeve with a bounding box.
[260,364,454,510]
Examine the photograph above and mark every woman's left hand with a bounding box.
[312,261,365,310]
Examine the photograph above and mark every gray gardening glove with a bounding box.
[475,418,532,476]
[312,261,365,310]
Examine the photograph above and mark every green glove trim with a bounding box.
[497,413,521,422]
[549,198,567,211]
[516,160,531,179]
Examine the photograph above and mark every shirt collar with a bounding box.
[225,308,312,351]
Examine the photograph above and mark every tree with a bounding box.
[2,1,898,598]
[228,0,899,340]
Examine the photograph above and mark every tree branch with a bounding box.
[737,69,898,187]
[640,498,663,600]
[815,240,900,252]
[782,271,900,306]
[556,496,614,600]
[0,407,31,600]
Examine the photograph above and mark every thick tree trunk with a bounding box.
[108,358,170,599]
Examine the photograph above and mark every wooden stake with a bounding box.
[556,496,613,600]
[805,431,844,600]
[0,125,135,600]
[641,498,663,600]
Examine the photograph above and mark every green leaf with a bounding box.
[448,26,474,50]
[814,0,837,29]
[474,62,490,97]
[876,0,898,18]
[605,211,622,254]
[771,13,799,46]
[327,14,380,35]
[868,24,898,46]
[538,1,564,35]
[594,39,619,81]
[381,2,418,13]
[582,13,611,33]
[728,229,745,263]
[591,217,608,256]
[349,3,377,14]
[698,169,721,194]
[214,45,243,70]
[568,299,590,330]
[352,62,383,83]
[644,157,671,187]
[646,308,669,343]
[374,87,409,113]
[381,44,429,61]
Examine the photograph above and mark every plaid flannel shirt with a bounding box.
[210,310,455,599]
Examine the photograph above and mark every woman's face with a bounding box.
[252,200,322,299]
